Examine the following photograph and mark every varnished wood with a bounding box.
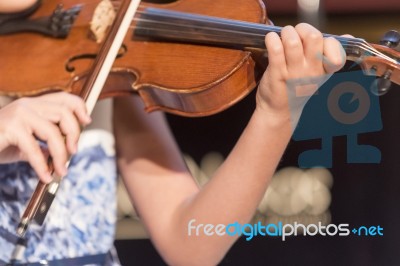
[0,0,268,117]
[0,0,398,117]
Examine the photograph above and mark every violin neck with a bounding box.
[135,8,267,48]
[135,8,364,54]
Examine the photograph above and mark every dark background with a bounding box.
[115,82,400,266]
[115,0,400,265]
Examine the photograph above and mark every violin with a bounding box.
[1,0,399,246]
[2,0,398,118]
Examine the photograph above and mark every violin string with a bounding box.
[129,17,347,43]
[129,15,344,42]
[355,40,397,64]
[130,18,280,39]
[128,18,397,64]
[105,5,397,64]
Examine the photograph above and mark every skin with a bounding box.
[0,92,91,183]
[0,0,37,13]
[113,25,345,265]
[0,1,346,265]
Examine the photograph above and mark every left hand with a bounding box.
[255,23,346,125]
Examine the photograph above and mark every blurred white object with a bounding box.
[258,166,333,217]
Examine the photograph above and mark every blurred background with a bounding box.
[114,0,400,265]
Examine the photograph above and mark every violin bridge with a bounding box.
[89,0,116,43]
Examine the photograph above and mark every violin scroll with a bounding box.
[370,70,392,96]
[367,30,400,95]
[354,34,400,96]
[380,30,400,49]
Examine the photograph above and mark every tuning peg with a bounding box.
[371,70,392,96]
[380,30,400,48]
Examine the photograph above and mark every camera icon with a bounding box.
[289,70,382,168]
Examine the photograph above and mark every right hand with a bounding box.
[0,92,91,183]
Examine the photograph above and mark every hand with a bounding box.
[256,23,346,126]
[0,92,91,183]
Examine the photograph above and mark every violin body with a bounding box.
[0,0,269,116]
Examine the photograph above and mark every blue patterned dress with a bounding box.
[0,130,120,265]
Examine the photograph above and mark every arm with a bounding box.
[114,23,345,265]
[0,92,91,183]
[0,0,37,13]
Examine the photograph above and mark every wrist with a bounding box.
[251,106,294,135]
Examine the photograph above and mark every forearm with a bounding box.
[183,108,291,221]
[114,96,293,265]
[159,108,292,265]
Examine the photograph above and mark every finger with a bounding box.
[323,37,346,73]
[66,95,92,125]
[31,119,68,178]
[38,92,92,126]
[265,32,287,76]
[56,106,82,154]
[50,92,92,125]
[281,25,305,71]
[13,131,53,183]
[342,34,354,38]
[33,92,91,154]
[295,23,323,67]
